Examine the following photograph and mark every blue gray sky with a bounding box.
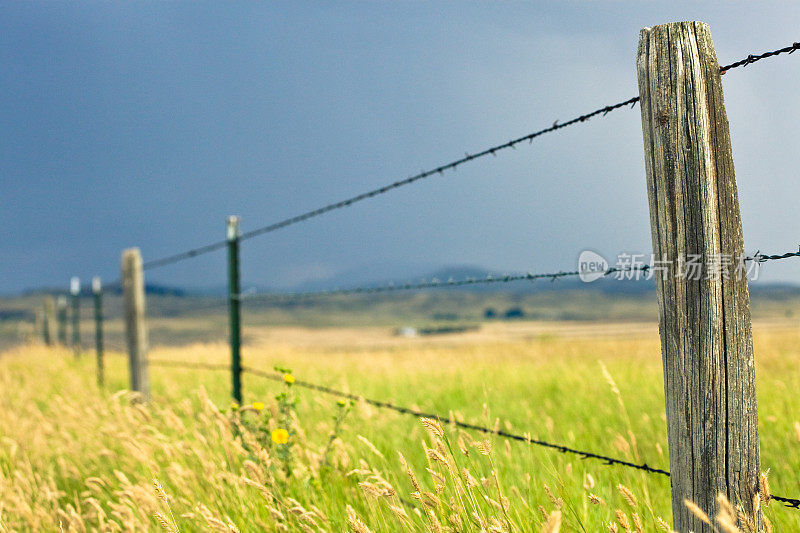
[2,2,799,293]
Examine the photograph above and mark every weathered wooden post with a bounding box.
[43,296,56,346]
[227,216,243,404]
[56,295,68,345]
[637,22,760,530]
[122,248,150,401]
[70,277,81,356]
[93,276,105,388]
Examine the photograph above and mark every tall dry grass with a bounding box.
[1,324,798,531]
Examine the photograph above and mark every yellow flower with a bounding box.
[271,428,289,444]
[283,374,295,385]
[252,402,264,411]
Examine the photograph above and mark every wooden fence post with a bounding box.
[227,216,243,405]
[637,22,760,530]
[93,276,105,388]
[70,277,81,356]
[56,295,68,345]
[43,296,56,346]
[122,248,150,401]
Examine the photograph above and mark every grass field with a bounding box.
[1,320,799,531]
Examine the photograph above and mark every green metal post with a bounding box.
[70,277,81,356]
[57,295,68,345]
[93,276,104,387]
[227,216,242,404]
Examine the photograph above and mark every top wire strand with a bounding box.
[140,40,799,272]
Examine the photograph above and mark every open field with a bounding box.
[3,285,800,351]
[1,320,799,531]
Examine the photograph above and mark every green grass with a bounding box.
[1,323,799,531]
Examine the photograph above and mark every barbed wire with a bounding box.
[751,247,800,263]
[149,359,230,372]
[242,367,800,508]
[240,366,800,508]
[130,350,800,509]
[242,366,670,475]
[774,495,800,509]
[147,297,230,315]
[720,41,800,73]
[235,248,799,303]
[140,95,638,271]
[108,247,800,314]
[143,241,229,271]
[41,247,799,317]
[136,39,800,273]
[238,268,623,303]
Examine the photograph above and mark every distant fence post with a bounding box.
[93,276,105,388]
[70,277,81,356]
[34,309,44,344]
[122,248,150,402]
[56,295,68,345]
[637,22,760,530]
[43,296,56,346]
[227,216,243,405]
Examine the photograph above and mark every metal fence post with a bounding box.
[637,21,760,530]
[93,276,104,387]
[227,216,242,404]
[70,277,81,356]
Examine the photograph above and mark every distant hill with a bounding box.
[14,264,800,298]
[21,283,187,298]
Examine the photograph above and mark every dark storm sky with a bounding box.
[2,2,798,293]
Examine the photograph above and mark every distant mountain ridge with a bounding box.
[21,283,187,297]
[18,265,800,298]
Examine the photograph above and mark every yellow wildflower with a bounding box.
[271,428,289,444]
[284,374,295,385]
[252,402,264,411]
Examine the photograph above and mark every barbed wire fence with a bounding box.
[21,37,800,516]
[144,358,800,509]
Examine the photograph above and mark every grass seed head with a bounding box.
[155,512,178,532]
[420,418,444,438]
[542,510,561,533]
[345,505,373,533]
[614,509,631,532]
[616,484,638,508]
[475,440,492,456]
[655,517,672,532]
[683,499,711,525]
[759,470,772,505]
[588,493,604,505]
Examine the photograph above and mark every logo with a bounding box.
[578,250,609,283]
